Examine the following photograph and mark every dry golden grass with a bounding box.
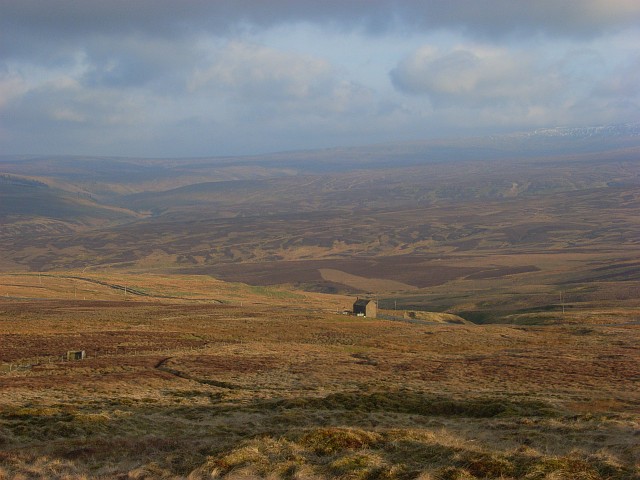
[0,285,638,478]
[0,271,349,310]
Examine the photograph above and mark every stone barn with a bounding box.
[353,298,377,318]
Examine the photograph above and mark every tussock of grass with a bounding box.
[435,466,475,479]
[197,427,636,480]
[522,451,626,479]
[461,452,515,478]
[212,437,306,479]
[4,406,64,419]
[300,427,383,455]
[329,451,388,479]
[1,420,636,480]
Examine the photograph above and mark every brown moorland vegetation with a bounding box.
[2,149,640,319]
[0,280,638,479]
[2,135,639,478]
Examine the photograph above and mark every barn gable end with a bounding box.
[353,298,377,318]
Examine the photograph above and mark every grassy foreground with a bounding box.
[0,292,638,479]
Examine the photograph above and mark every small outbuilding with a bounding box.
[353,298,377,318]
[67,350,86,361]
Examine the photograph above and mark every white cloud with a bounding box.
[390,45,563,108]
[389,41,640,131]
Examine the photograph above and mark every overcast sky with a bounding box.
[2,1,639,157]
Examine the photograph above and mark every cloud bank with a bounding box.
[1,1,639,156]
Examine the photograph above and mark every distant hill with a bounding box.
[2,121,639,187]
[0,173,140,228]
[1,123,639,314]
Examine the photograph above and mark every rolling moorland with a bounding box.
[0,124,639,478]
[1,124,640,318]
[0,277,638,479]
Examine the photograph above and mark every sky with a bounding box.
[1,0,639,157]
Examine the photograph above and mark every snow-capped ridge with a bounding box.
[529,123,640,139]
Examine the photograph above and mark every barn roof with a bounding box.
[353,299,373,307]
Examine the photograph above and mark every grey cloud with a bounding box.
[2,0,639,58]
[189,42,335,101]
[79,36,195,89]
[1,38,384,156]
[2,0,638,157]
[2,72,157,151]
[0,63,176,156]
[189,42,377,117]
